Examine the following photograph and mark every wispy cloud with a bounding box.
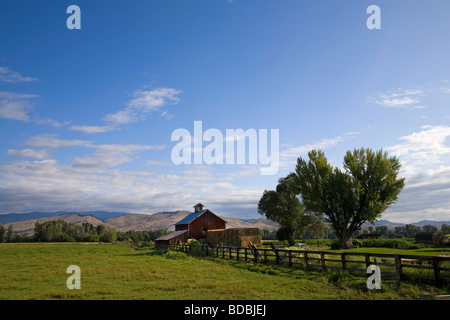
[69,125,115,134]
[0,66,38,83]
[103,87,181,125]
[69,87,182,134]
[24,134,90,149]
[368,87,426,109]
[0,91,71,128]
[387,125,450,174]
[279,131,360,168]
[0,91,39,121]
[6,148,51,159]
[72,143,165,169]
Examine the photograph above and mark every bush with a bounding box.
[164,250,188,259]
[189,240,207,257]
[360,238,425,249]
[330,240,341,250]
[327,270,350,286]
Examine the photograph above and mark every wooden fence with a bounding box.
[168,244,450,288]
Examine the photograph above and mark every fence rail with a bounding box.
[168,244,450,288]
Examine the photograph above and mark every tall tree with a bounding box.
[293,148,405,248]
[0,225,5,243]
[258,175,314,246]
[6,225,14,243]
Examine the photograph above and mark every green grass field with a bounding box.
[0,242,448,300]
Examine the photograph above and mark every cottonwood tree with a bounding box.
[258,175,318,246]
[292,148,405,249]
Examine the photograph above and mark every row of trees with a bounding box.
[0,221,171,244]
[258,148,406,248]
[259,223,450,241]
[34,220,117,242]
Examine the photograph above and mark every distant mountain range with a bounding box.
[0,211,448,235]
[362,219,450,229]
[0,210,281,235]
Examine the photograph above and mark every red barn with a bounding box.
[175,203,227,239]
[155,203,227,249]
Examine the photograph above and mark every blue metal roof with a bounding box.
[174,210,207,225]
[155,230,187,241]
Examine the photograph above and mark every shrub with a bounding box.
[327,270,350,286]
[164,250,188,259]
[330,240,341,250]
[360,238,425,249]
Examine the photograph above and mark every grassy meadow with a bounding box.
[0,242,449,300]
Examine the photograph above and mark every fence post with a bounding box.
[229,247,232,259]
[288,250,292,267]
[275,249,280,265]
[365,253,370,268]
[264,249,268,263]
[236,248,240,261]
[394,255,403,288]
[341,253,347,270]
[245,248,248,261]
[321,252,326,271]
[433,257,443,287]
[304,251,308,268]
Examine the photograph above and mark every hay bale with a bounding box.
[206,228,261,247]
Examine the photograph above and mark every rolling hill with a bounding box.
[0,210,281,235]
[2,210,448,236]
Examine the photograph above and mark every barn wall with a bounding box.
[155,232,188,250]
[175,224,188,232]
[189,211,226,239]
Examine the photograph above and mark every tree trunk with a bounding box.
[339,231,352,249]
[287,229,295,246]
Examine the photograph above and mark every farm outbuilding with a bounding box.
[155,203,226,249]
[415,232,443,245]
[155,203,262,250]
[174,203,227,239]
[154,230,188,250]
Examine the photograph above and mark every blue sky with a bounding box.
[1,0,450,222]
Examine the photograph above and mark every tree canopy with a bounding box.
[292,148,405,248]
[258,174,321,245]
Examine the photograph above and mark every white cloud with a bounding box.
[384,165,450,223]
[6,149,51,159]
[387,125,450,174]
[72,143,165,169]
[368,87,426,109]
[33,117,71,128]
[381,126,450,222]
[440,87,450,94]
[24,134,90,149]
[103,87,181,125]
[0,91,39,121]
[70,125,114,134]
[68,87,182,134]
[279,131,359,168]
[0,155,262,217]
[0,67,38,83]
[0,92,70,127]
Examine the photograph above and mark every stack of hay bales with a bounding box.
[206,228,262,248]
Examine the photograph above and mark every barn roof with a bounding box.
[174,210,207,225]
[174,209,227,226]
[155,230,187,241]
